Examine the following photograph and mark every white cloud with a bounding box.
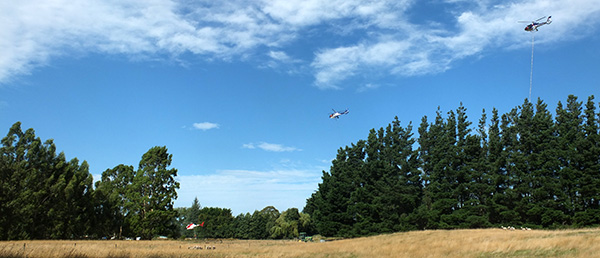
[175,168,322,214]
[0,0,289,83]
[243,142,301,152]
[192,122,219,131]
[1,0,599,89]
[311,0,600,87]
[262,0,410,28]
[312,40,414,89]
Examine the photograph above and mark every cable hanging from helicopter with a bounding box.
[518,16,552,101]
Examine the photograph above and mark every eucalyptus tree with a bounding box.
[0,122,94,239]
[128,146,180,239]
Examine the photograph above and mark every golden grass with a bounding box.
[2,228,600,258]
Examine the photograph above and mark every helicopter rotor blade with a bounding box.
[535,16,547,22]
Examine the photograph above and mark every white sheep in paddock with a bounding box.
[188,245,217,250]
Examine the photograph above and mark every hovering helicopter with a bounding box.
[520,16,552,31]
[329,109,349,119]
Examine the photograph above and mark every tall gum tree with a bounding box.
[128,146,180,239]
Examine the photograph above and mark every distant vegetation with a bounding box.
[305,95,600,237]
[1,94,599,240]
[176,201,315,239]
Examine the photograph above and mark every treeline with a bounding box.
[305,95,600,237]
[0,122,180,240]
[0,121,314,241]
[176,198,315,239]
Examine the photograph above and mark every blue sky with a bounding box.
[1,0,599,215]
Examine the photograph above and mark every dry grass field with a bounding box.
[2,228,600,258]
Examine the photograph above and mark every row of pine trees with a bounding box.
[305,95,600,237]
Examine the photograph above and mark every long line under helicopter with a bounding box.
[519,16,552,101]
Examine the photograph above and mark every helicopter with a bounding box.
[520,16,552,31]
[329,109,349,119]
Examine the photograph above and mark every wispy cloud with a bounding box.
[192,122,220,131]
[1,0,599,89]
[243,142,301,152]
[356,83,381,92]
[262,50,304,73]
[268,51,292,62]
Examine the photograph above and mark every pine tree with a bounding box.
[497,108,522,225]
[530,99,564,226]
[389,118,422,230]
[178,197,202,238]
[413,115,438,229]
[307,142,364,237]
[574,95,600,225]
[196,207,234,238]
[352,118,421,234]
[417,108,454,229]
[234,212,252,239]
[350,129,382,235]
[555,95,584,219]
[461,109,494,228]
[434,109,461,229]
[487,108,514,225]
[511,100,536,225]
